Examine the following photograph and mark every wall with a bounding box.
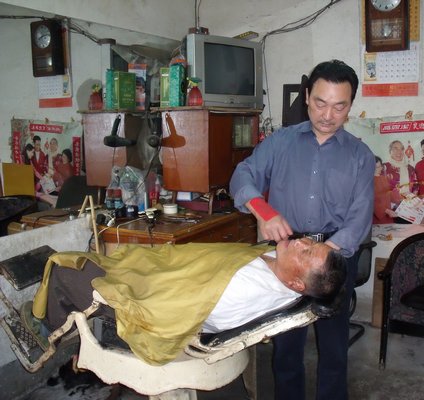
[199,0,424,129]
[1,0,193,42]
[1,0,423,162]
[0,0,422,380]
[0,0,193,163]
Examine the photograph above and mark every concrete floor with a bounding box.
[14,321,424,400]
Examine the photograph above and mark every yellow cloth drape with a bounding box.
[32,242,270,365]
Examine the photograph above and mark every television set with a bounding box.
[184,33,263,109]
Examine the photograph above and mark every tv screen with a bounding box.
[185,34,263,109]
[204,43,255,96]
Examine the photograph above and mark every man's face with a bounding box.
[305,78,353,142]
[275,238,330,285]
[390,142,404,162]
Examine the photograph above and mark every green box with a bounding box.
[112,71,136,110]
[160,67,170,108]
[169,64,185,107]
[104,69,115,110]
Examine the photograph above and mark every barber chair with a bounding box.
[348,239,377,347]
[378,232,424,369]
[4,289,338,400]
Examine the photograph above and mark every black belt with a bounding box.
[253,231,337,247]
[291,231,336,242]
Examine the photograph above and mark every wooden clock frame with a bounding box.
[30,19,65,77]
[365,0,409,52]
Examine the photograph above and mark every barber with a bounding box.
[230,60,374,400]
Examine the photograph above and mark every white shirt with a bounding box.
[202,251,301,333]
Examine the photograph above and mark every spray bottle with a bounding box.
[187,77,203,106]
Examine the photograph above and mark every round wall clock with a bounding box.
[365,0,409,52]
[371,0,401,12]
[34,24,52,49]
[30,19,65,77]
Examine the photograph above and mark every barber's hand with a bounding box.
[247,197,293,242]
[258,214,293,242]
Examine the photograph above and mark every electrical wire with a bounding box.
[260,0,343,46]
[115,216,150,249]
[260,0,343,130]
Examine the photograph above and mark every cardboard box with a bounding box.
[128,63,147,110]
[160,67,170,108]
[169,64,185,107]
[112,71,136,110]
[104,69,115,110]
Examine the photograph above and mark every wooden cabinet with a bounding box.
[81,111,160,187]
[160,107,260,193]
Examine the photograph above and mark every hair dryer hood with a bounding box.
[104,115,136,147]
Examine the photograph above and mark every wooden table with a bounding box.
[15,209,257,245]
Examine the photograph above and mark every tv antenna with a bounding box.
[189,0,209,34]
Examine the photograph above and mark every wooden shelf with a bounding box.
[151,106,262,114]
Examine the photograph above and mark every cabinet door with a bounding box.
[208,113,234,189]
[83,113,144,187]
[162,110,210,192]
[162,110,259,193]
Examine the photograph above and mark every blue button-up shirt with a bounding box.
[230,121,375,257]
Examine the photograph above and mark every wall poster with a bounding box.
[10,118,83,206]
[345,114,424,224]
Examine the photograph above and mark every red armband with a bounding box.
[249,197,279,221]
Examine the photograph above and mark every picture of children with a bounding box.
[383,140,418,204]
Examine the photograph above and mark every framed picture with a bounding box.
[282,84,301,127]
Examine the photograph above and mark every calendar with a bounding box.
[37,73,72,107]
[37,74,71,99]
[364,42,419,83]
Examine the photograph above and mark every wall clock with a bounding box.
[365,0,409,52]
[30,19,65,77]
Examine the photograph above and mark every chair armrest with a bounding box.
[92,290,108,305]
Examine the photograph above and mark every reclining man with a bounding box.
[21,238,346,365]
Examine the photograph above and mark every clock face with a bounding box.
[34,24,51,49]
[371,0,402,12]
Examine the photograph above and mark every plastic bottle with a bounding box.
[149,176,161,207]
[113,188,124,210]
[105,166,121,210]
[187,77,203,106]
[105,188,115,210]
